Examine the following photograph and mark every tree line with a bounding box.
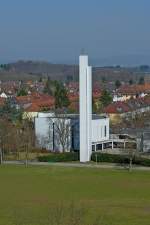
[0,101,35,165]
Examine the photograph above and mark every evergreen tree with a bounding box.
[0,99,22,122]
[115,80,121,89]
[129,79,133,85]
[44,79,70,109]
[17,88,28,96]
[100,89,112,107]
[54,81,70,109]
[139,76,145,85]
[44,78,54,95]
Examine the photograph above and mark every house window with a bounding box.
[104,126,107,137]
[92,145,95,151]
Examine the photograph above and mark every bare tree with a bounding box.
[21,120,35,167]
[0,119,12,163]
[54,117,71,152]
[48,113,72,153]
[121,146,138,172]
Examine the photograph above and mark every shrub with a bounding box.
[91,152,150,167]
[38,152,79,162]
[91,153,128,164]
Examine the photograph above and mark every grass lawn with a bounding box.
[0,165,150,225]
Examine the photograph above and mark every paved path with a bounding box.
[2,160,150,171]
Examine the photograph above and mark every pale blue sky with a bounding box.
[0,0,150,65]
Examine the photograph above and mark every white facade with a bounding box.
[35,116,53,150]
[79,55,92,162]
[113,93,148,102]
[35,113,72,152]
[92,118,109,142]
[0,92,7,98]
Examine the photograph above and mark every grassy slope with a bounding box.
[0,165,150,225]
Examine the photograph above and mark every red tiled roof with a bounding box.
[68,90,102,102]
[93,90,102,99]
[104,94,150,114]
[68,93,79,101]
[104,101,131,114]
[16,92,55,112]
[117,83,150,95]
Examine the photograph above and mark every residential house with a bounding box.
[16,92,55,119]
[113,83,150,102]
[104,95,150,123]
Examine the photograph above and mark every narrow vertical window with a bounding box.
[105,125,107,137]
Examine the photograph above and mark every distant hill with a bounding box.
[91,54,150,67]
[6,61,79,81]
[0,60,149,82]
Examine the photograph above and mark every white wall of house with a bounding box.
[35,115,72,152]
[35,117,53,150]
[92,118,109,143]
[0,92,7,98]
[113,93,148,102]
[113,94,131,102]
[35,114,110,153]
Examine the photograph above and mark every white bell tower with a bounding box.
[79,55,92,162]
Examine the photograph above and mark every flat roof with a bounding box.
[37,112,109,120]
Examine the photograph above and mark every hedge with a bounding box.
[38,152,150,166]
[38,152,79,162]
[91,152,150,167]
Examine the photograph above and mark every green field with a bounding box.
[0,165,150,225]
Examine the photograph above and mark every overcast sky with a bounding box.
[0,0,150,65]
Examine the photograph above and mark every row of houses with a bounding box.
[113,83,150,102]
[0,80,45,97]
[104,95,150,123]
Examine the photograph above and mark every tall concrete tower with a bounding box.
[79,55,92,162]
